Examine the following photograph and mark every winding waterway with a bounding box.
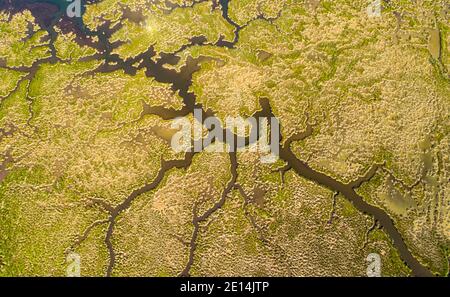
[0,0,435,277]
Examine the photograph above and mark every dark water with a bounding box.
[0,0,435,278]
[0,0,231,30]
[0,0,88,28]
[218,0,229,15]
[217,0,242,47]
[279,146,434,277]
